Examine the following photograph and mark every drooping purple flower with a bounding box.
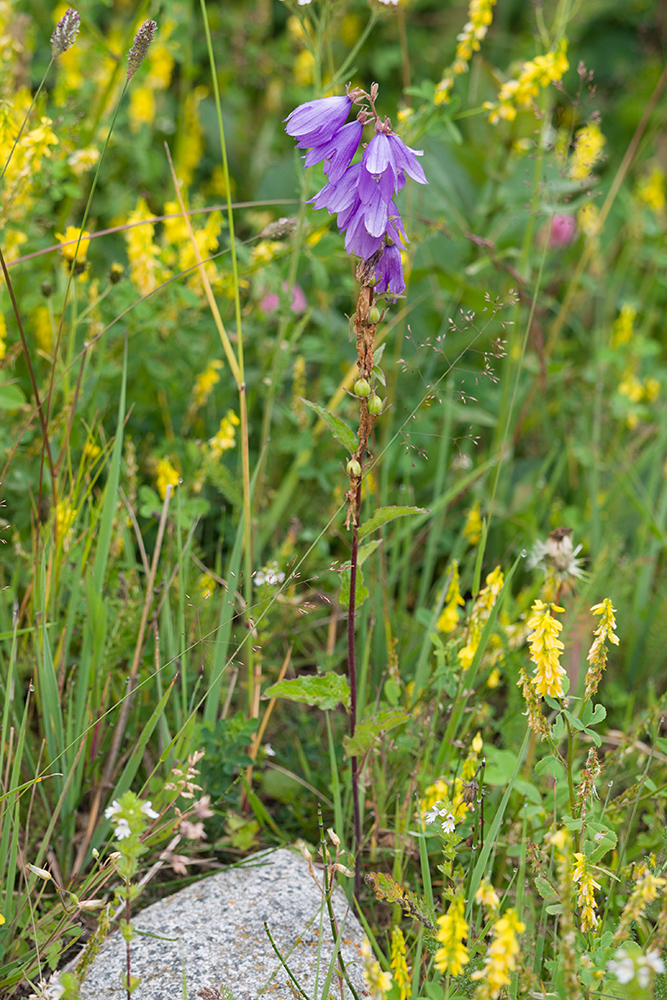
[310,161,362,213]
[374,244,405,297]
[303,120,363,183]
[363,132,427,187]
[285,95,352,148]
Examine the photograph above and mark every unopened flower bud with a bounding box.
[27,864,52,881]
[51,8,80,57]
[41,280,53,298]
[354,378,371,398]
[346,458,362,477]
[369,305,381,324]
[109,263,124,284]
[368,395,384,416]
[127,20,157,80]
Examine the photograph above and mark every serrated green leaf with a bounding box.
[343,709,409,758]
[263,673,350,711]
[359,506,429,541]
[301,398,357,453]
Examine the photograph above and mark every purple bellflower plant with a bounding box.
[284,84,427,299]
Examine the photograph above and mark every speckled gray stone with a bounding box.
[76,848,367,1000]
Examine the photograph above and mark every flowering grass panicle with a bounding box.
[434,894,469,976]
[471,908,525,999]
[127,20,158,81]
[50,7,80,57]
[527,599,566,698]
[584,598,618,699]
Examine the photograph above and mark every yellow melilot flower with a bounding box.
[55,226,90,262]
[67,147,100,177]
[457,566,504,669]
[471,908,525,998]
[484,40,568,124]
[437,560,465,634]
[192,360,223,408]
[637,167,666,213]
[54,501,77,548]
[125,197,165,296]
[612,304,636,347]
[434,895,469,977]
[572,853,600,932]
[527,599,566,698]
[176,86,208,188]
[476,879,500,911]
[129,85,156,132]
[434,0,496,105]
[570,122,605,181]
[464,501,483,545]
[209,410,240,457]
[577,202,600,238]
[618,368,643,404]
[584,598,618,699]
[390,928,410,1000]
[156,457,180,500]
[360,938,393,998]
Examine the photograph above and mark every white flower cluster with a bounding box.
[424,802,456,834]
[254,562,286,586]
[607,948,665,987]
[104,798,159,839]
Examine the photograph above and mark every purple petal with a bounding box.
[363,133,392,175]
[362,185,389,238]
[285,95,351,144]
[387,134,428,185]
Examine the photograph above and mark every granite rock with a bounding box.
[76,848,368,1000]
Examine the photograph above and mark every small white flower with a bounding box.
[104,800,122,820]
[264,743,276,757]
[141,800,159,819]
[114,818,132,840]
[442,813,456,834]
[644,950,665,974]
[608,949,636,985]
[44,974,65,1000]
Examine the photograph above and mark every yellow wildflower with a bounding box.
[156,457,180,500]
[198,573,216,599]
[570,122,605,181]
[578,202,601,238]
[485,40,568,124]
[434,0,496,105]
[250,240,283,266]
[192,360,223,408]
[390,928,410,1000]
[360,938,393,999]
[471,908,525,998]
[619,369,643,404]
[176,86,207,188]
[434,895,469,977]
[125,197,165,296]
[584,598,618,700]
[209,410,240,456]
[457,566,504,669]
[83,441,102,461]
[437,560,465,633]
[129,84,156,132]
[54,501,77,548]
[527,600,566,698]
[644,376,660,402]
[67,147,100,176]
[637,166,666,213]
[612,304,636,347]
[572,853,600,932]
[294,49,315,86]
[55,226,90,263]
[476,879,500,910]
[33,306,52,353]
[464,501,483,545]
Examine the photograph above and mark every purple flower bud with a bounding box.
[285,95,352,148]
[51,8,80,57]
[127,20,158,81]
[374,244,405,298]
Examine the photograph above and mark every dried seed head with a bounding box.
[127,20,157,80]
[51,8,81,57]
[260,217,298,239]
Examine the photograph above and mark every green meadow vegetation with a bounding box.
[1,0,667,997]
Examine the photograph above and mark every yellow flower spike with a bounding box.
[155,457,180,500]
[527,599,566,698]
[434,895,470,977]
[570,122,605,181]
[471,908,525,998]
[390,928,410,1000]
[464,501,483,545]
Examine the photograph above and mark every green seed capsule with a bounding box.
[354,378,371,398]
[346,458,362,477]
[369,305,381,324]
[367,395,384,416]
